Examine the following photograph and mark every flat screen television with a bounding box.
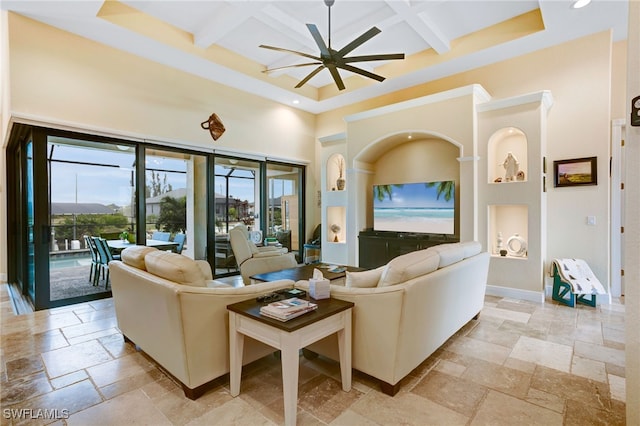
[373,181,455,235]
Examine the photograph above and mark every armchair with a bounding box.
[229,225,296,284]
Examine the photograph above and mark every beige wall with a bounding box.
[625,1,639,422]
[612,40,628,120]
[317,30,615,292]
[0,11,9,282]
[372,138,460,186]
[7,14,316,158]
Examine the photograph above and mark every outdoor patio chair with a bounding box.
[84,235,100,285]
[92,237,120,288]
[151,231,171,241]
[172,233,186,254]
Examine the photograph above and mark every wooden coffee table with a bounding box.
[250,263,365,285]
[228,297,354,426]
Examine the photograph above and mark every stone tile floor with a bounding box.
[0,282,626,425]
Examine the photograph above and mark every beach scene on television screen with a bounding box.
[373,181,455,234]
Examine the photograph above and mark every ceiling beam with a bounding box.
[383,0,450,54]
[193,1,269,48]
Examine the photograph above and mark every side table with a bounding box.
[227,297,354,426]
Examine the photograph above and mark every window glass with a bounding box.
[48,137,136,301]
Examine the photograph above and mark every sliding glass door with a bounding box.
[212,158,305,273]
[47,136,137,303]
[144,148,208,259]
[213,157,261,276]
[7,125,306,309]
[266,162,304,261]
[11,138,37,302]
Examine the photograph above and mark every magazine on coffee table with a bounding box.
[259,297,317,321]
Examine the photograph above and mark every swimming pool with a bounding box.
[49,257,92,270]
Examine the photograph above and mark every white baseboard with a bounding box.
[486,284,612,306]
[0,273,6,283]
[485,284,545,304]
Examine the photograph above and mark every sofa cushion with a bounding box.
[346,266,385,288]
[144,251,206,287]
[431,243,466,268]
[378,249,440,287]
[121,245,158,270]
[461,241,482,258]
[247,240,260,255]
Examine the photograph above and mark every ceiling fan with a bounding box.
[259,0,405,91]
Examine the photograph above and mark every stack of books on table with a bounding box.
[259,297,318,321]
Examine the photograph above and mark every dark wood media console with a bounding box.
[358,230,459,269]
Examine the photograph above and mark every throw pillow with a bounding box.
[144,251,206,287]
[121,245,158,270]
[432,243,465,268]
[378,249,440,287]
[345,266,385,288]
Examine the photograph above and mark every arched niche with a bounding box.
[487,127,528,183]
[348,130,473,262]
[326,153,346,191]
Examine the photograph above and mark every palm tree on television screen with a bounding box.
[426,181,454,202]
[374,184,400,201]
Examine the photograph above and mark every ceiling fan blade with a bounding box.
[337,26,381,56]
[337,63,386,82]
[306,24,330,57]
[326,64,346,90]
[259,44,321,62]
[262,62,322,73]
[295,65,325,88]
[342,53,405,63]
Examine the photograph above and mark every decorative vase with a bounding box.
[336,177,345,191]
[331,224,341,243]
[507,233,527,257]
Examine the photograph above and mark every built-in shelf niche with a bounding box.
[326,206,346,243]
[488,127,528,184]
[326,153,346,192]
[488,204,528,258]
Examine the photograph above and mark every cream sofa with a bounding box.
[109,245,295,399]
[295,241,490,395]
[229,224,297,285]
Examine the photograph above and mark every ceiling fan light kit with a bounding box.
[260,0,405,91]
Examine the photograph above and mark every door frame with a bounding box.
[611,118,625,297]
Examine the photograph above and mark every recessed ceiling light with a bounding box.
[292,99,300,105]
[572,0,591,9]
[407,134,412,139]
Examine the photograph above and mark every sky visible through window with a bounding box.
[50,142,186,207]
[50,140,294,207]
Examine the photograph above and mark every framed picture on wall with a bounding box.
[553,156,597,187]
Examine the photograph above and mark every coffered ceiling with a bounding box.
[2,0,629,113]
